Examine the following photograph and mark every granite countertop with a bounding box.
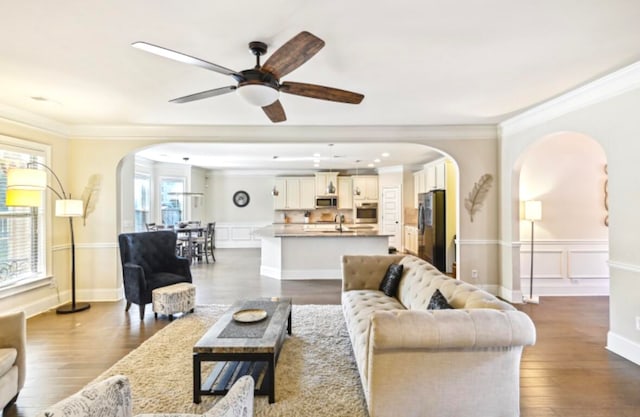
[257,224,392,238]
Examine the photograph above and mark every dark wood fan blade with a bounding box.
[262,32,325,79]
[170,86,237,103]
[280,82,364,104]
[262,100,287,123]
[132,42,242,78]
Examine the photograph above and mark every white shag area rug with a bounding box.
[95,304,369,417]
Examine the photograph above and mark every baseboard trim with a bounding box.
[260,266,340,280]
[607,331,640,366]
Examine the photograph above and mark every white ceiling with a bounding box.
[2,0,640,169]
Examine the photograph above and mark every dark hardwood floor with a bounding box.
[5,248,640,417]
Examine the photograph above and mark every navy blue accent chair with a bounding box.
[118,231,192,320]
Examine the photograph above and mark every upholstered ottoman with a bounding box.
[152,282,196,320]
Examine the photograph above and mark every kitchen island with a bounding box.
[256,224,391,280]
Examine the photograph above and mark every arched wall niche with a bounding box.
[512,131,609,298]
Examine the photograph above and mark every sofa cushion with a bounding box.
[427,289,453,310]
[379,263,403,297]
[0,348,17,376]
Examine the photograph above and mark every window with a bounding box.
[134,174,150,231]
[160,178,184,226]
[0,138,47,289]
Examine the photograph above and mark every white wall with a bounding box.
[518,133,609,296]
[206,172,275,223]
[500,62,640,365]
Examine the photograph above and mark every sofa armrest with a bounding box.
[135,375,254,417]
[370,309,536,350]
[341,255,405,291]
[37,375,132,417]
[0,311,26,391]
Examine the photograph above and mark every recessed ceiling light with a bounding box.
[368,163,374,168]
[382,152,390,157]
[314,163,320,168]
[313,153,321,157]
[30,96,61,106]
[313,159,320,163]
[374,158,381,163]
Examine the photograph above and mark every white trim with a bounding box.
[457,239,500,245]
[500,60,640,135]
[607,331,640,367]
[0,275,54,300]
[517,239,609,246]
[0,104,70,137]
[217,241,261,249]
[609,260,640,273]
[66,124,498,141]
[498,287,524,304]
[261,266,340,280]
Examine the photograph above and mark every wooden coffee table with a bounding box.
[193,297,292,404]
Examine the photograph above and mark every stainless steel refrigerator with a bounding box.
[417,190,446,272]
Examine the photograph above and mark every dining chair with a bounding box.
[207,221,216,262]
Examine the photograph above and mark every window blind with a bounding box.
[0,145,45,288]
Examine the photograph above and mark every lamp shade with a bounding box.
[55,199,83,217]
[5,189,42,207]
[236,84,279,106]
[7,168,47,190]
[524,200,542,221]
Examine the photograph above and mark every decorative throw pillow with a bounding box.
[427,289,453,310]
[379,263,404,297]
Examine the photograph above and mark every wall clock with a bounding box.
[233,190,250,207]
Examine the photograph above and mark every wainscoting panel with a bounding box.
[568,249,609,279]
[520,240,609,296]
[520,249,564,279]
[215,222,269,248]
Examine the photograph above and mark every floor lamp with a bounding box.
[524,200,542,304]
[6,163,90,314]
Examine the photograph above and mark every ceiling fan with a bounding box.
[131,31,364,123]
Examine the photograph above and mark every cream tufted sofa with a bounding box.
[341,254,536,417]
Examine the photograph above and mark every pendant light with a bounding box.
[353,159,361,196]
[326,144,336,194]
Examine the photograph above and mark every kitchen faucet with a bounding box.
[335,213,344,232]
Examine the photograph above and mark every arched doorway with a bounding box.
[515,131,609,298]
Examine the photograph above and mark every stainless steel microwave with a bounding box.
[316,197,338,208]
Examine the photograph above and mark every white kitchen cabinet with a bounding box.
[315,172,339,196]
[299,177,316,209]
[353,175,378,200]
[338,176,353,209]
[404,225,419,255]
[274,177,316,210]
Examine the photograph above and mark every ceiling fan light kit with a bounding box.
[132,31,364,123]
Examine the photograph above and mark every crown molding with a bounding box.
[500,60,640,136]
[65,124,498,141]
[0,102,70,137]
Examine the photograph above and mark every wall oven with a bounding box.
[354,202,378,224]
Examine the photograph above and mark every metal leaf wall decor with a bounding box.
[81,174,102,226]
[465,173,493,222]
